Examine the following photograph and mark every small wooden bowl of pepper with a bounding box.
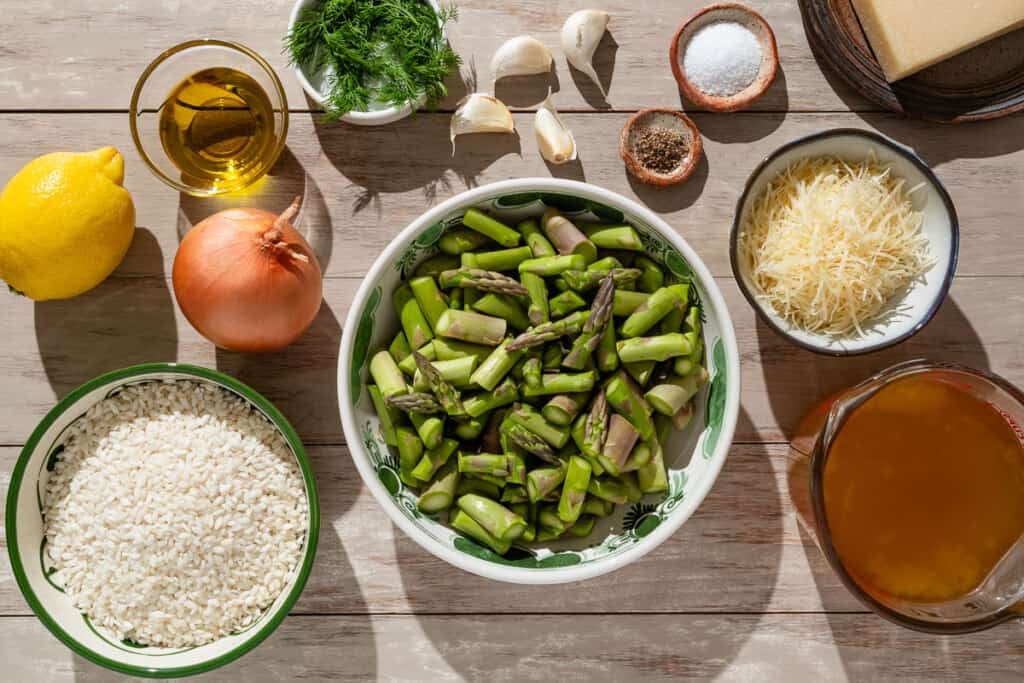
[620,109,703,188]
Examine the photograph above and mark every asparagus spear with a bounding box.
[414,253,461,277]
[586,477,631,504]
[605,373,655,440]
[410,412,444,450]
[456,477,502,500]
[418,460,460,513]
[519,218,556,257]
[473,246,534,271]
[621,286,686,338]
[580,224,643,251]
[583,390,609,459]
[439,227,494,254]
[562,268,641,292]
[507,310,589,350]
[470,338,522,391]
[413,351,465,416]
[458,453,509,477]
[370,350,408,398]
[434,309,507,346]
[409,276,448,330]
[612,290,650,317]
[501,421,558,464]
[506,403,570,448]
[433,338,493,363]
[398,341,435,375]
[620,441,654,472]
[463,377,519,418]
[462,208,522,247]
[557,456,592,524]
[387,391,443,414]
[393,284,433,349]
[541,208,598,263]
[411,437,458,482]
[634,255,664,293]
[368,385,403,446]
[564,275,615,370]
[411,356,478,391]
[521,350,543,388]
[518,254,587,276]
[439,268,528,297]
[506,453,527,486]
[473,293,530,330]
[527,465,567,503]
[457,494,527,541]
[617,333,694,363]
[395,426,424,472]
[581,496,614,517]
[568,515,597,537]
[599,414,640,474]
[541,392,589,426]
[596,322,619,372]
[521,371,597,398]
[521,271,549,325]
[450,509,511,554]
[549,290,587,318]
[645,373,704,416]
[389,331,412,363]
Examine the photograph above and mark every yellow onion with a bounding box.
[172,197,322,352]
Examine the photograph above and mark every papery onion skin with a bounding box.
[172,197,323,353]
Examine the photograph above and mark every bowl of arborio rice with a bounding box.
[4,363,319,678]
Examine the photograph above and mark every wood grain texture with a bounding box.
[0,112,1021,282]
[1,0,867,113]
[3,614,1024,682]
[0,275,1020,446]
[0,443,856,615]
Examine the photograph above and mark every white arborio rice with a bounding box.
[42,380,308,648]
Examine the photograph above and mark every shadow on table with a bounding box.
[757,294,988,442]
[34,228,178,399]
[686,65,790,143]
[176,147,334,271]
[215,301,344,446]
[394,408,784,679]
[311,108,522,218]
[627,151,709,213]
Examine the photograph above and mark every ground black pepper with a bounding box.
[635,127,689,174]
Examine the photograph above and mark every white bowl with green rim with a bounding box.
[338,178,741,584]
[5,363,320,678]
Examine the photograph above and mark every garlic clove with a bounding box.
[534,92,577,165]
[560,9,611,97]
[490,35,554,84]
[450,94,516,152]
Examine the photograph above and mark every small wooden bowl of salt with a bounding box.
[670,3,779,112]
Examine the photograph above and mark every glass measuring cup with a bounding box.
[788,359,1024,633]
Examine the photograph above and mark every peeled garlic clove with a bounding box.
[560,9,610,97]
[491,35,554,84]
[535,93,576,165]
[450,94,516,152]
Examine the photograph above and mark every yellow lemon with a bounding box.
[0,147,136,300]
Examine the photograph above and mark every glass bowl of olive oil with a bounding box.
[130,39,288,196]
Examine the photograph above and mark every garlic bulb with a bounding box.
[534,92,576,164]
[560,9,611,97]
[450,94,516,152]
[491,36,554,84]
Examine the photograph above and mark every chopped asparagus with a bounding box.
[581,224,643,251]
[462,208,522,247]
[409,276,448,330]
[439,227,494,254]
[473,292,530,330]
[434,309,507,346]
[439,268,529,296]
[519,218,556,257]
[393,284,433,349]
[457,494,527,541]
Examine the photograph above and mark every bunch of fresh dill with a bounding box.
[286,0,461,120]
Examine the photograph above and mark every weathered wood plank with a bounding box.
[0,275,1020,446]
[2,613,1023,682]
[0,113,1020,282]
[3,1,865,113]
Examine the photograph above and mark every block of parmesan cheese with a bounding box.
[851,0,1024,81]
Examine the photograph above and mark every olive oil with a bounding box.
[158,67,278,192]
[824,374,1024,604]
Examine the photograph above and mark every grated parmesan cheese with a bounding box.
[738,155,934,337]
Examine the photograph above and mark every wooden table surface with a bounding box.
[1,1,1022,680]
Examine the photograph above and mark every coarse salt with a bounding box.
[683,21,763,97]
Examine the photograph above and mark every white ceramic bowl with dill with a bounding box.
[338,178,741,584]
[287,0,445,126]
[730,128,959,356]
[5,364,319,678]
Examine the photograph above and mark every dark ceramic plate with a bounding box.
[799,0,1024,123]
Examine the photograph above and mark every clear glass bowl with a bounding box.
[129,39,288,196]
